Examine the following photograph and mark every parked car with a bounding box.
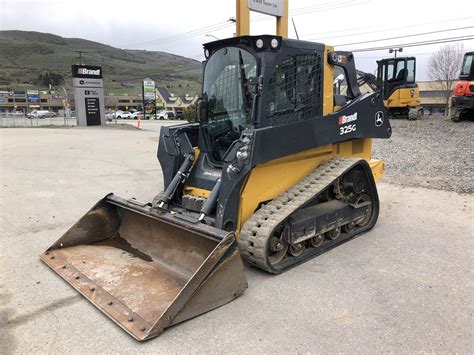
[175,110,185,120]
[114,110,132,119]
[27,110,56,119]
[130,111,144,120]
[157,110,175,120]
[131,111,153,120]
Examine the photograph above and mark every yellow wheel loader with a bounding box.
[41,35,392,340]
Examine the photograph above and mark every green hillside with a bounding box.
[0,30,202,96]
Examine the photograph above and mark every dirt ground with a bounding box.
[1,124,473,353]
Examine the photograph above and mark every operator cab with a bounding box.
[459,52,474,81]
[376,57,416,100]
[199,35,325,165]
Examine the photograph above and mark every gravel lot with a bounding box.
[373,116,473,194]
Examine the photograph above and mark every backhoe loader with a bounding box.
[41,35,392,341]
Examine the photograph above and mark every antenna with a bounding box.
[291,17,299,40]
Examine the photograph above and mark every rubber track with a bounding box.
[239,157,363,273]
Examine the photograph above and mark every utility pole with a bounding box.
[60,86,69,125]
[389,48,403,58]
[74,50,88,65]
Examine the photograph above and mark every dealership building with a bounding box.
[0,90,66,113]
[105,87,198,111]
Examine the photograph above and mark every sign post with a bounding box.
[237,0,288,37]
[71,65,106,126]
[142,79,156,120]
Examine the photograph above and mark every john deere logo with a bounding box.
[375,111,384,127]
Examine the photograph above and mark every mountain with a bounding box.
[0,30,202,95]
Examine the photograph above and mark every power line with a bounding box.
[122,21,232,48]
[354,48,473,59]
[334,26,474,47]
[348,36,474,52]
[123,0,368,49]
[303,17,474,41]
[116,60,203,82]
[251,0,368,22]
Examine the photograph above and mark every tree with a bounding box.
[428,44,464,115]
[184,104,197,122]
[105,95,119,111]
[35,71,65,87]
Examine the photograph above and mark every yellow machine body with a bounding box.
[186,45,384,234]
[385,86,421,108]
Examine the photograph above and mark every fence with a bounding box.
[0,113,78,128]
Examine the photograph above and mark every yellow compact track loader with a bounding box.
[41,35,392,340]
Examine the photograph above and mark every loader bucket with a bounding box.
[40,194,247,341]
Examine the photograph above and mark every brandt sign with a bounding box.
[247,0,284,17]
[72,65,105,126]
[72,65,103,79]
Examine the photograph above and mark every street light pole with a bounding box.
[389,47,403,58]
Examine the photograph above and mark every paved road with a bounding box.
[1,127,472,353]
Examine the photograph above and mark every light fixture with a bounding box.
[270,38,279,49]
[256,38,264,49]
[204,49,210,58]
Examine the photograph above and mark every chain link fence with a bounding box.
[0,112,78,127]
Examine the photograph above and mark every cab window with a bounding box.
[394,60,406,81]
[406,59,415,83]
[461,54,473,76]
[386,62,394,80]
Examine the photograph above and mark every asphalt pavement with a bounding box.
[1,126,472,353]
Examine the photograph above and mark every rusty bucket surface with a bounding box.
[40,194,247,341]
